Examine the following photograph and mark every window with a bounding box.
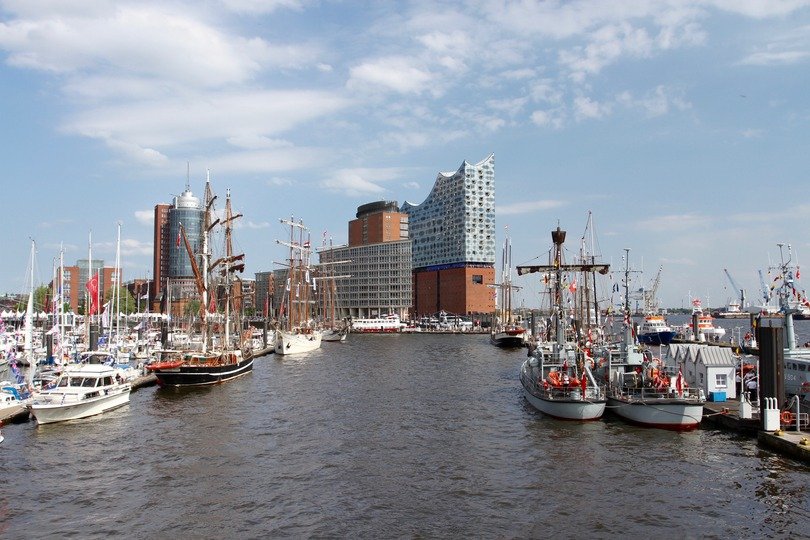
[715,373,728,389]
[472,275,483,284]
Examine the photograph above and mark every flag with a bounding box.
[176,229,182,248]
[580,370,587,395]
[562,359,568,372]
[797,266,801,280]
[303,240,310,249]
[85,274,99,315]
[569,280,577,294]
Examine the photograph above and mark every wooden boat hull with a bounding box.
[275,330,322,355]
[150,356,254,387]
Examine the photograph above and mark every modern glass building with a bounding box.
[400,154,496,316]
[167,188,204,279]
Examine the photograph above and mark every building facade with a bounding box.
[401,154,496,317]
[52,260,116,314]
[152,184,205,314]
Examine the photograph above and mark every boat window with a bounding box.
[82,377,97,387]
[58,378,70,387]
[103,376,113,386]
[70,377,84,387]
[800,364,807,372]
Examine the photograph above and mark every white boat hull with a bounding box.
[275,330,322,355]
[607,396,703,430]
[30,389,130,425]
[522,386,606,420]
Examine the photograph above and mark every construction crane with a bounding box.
[642,265,663,313]
[723,268,746,308]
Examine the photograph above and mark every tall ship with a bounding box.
[275,217,322,355]
[147,176,254,386]
[517,222,609,421]
[490,229,526,348]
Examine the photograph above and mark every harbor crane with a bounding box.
[642,265,663,314]
[723,268,746,308]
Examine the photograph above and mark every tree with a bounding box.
[15,285,50,311]
[103,286,136,314]
[184,299,201,317]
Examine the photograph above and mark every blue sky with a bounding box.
[1,0,809,310]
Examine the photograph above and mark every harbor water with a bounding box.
[2,325,809,538]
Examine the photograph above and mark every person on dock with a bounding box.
[746,375,758,401]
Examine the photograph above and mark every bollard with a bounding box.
[762,397,780,431]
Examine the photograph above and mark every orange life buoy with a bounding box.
[781,411,794,425]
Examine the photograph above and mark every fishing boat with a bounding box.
[29,364,131,424]
[517,225,609,420]
[147,177,254,386]
[490,228,526,348]
[602,250,705,430]
[275,217,322,355]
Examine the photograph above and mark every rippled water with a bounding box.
[2,333,809,538]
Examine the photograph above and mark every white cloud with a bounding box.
[402,181,420,189]
[573,96,611,121]
[319,167,405,196]
[616,86,692,117]
[62,89,350,151]
[498,200,566,216]
[245,221,271,229]
[738,50,810,65]
[134,210,153,226]
[530,108,566,129]
[347,56,434,94]
[221,0,305,15]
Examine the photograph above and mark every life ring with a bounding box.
[781,411,795,425]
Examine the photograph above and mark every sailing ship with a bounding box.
[147,176,254,386]
[517,225,609,420]
[274,217,322,355]
[601,249,705,430]
[316,236,349,343]
[490,229,526,348]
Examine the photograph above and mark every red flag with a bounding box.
[676,367,683,396]
[797,267,801,280]
[85,274,99,315]
[581,369,587,395]
[176,230,181,248]
[569,280,577,294]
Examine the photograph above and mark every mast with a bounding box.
[516,225,610,353]
[114,221,122,343]
[24,239,35,369]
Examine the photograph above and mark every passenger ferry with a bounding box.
[350,314,404,333]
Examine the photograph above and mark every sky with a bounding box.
[1,0,809,311]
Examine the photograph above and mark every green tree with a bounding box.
[103,286,137,314]
[184,299,201,317]
[16,285,50,311]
